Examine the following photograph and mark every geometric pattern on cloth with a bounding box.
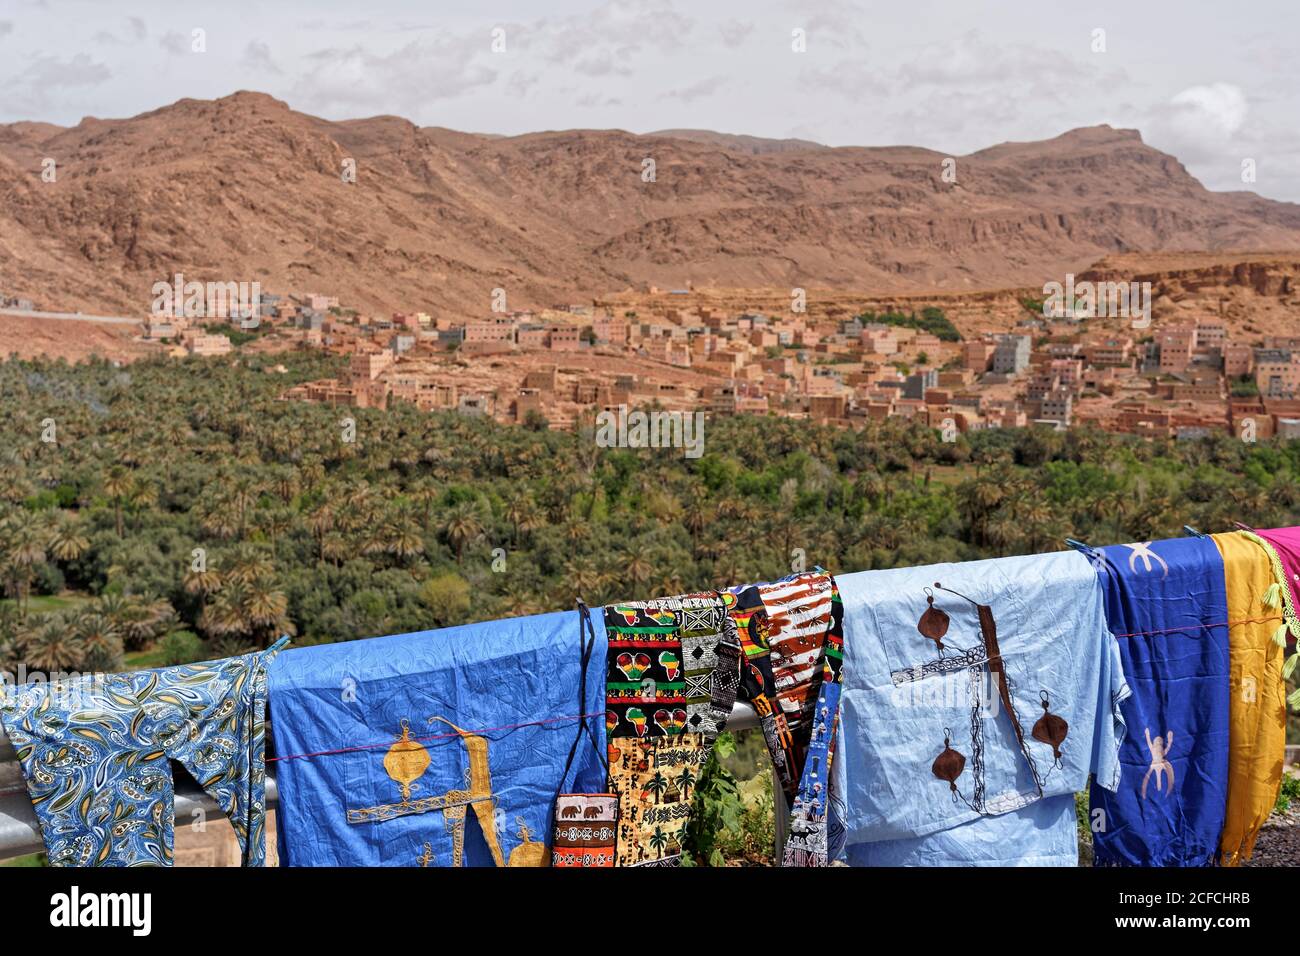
[551,793,617,868]
[608,732,708,867]
[604,592,732,867]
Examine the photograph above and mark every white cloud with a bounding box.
[0,52,111,117]
[1168,83,1248,138]
[241,41,283,76]
[718,19,753,47]
[665,74,727,103]
[288,38,498,116]
[158,31,188,55]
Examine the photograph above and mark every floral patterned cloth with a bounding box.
[0,640,285,867]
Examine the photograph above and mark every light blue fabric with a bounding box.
[845,794,1082,867]
[270,609,606,866]
[833,550,1129,866]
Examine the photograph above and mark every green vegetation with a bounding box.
[1231,375,1260,398]
[1275,771,1300,814]
[202,323,261,348]
[1020,296,1046,316]
[682,730,776,865]
[857,306,962,342]
[3,351,1300,861]
[1,348,1299,695]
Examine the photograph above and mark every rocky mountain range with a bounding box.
[1,91,1298,319]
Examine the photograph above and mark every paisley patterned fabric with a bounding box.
[0,640,285,867]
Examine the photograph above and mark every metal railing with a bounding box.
[0,701,766,863]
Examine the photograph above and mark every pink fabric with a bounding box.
[1258,526,1300,611]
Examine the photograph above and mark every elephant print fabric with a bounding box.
[551,794,617,868]
[0,641,285,867]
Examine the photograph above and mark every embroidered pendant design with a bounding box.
[917,588,950,655]
[1031,690,1069,765]
[932,728,967,804]
[382,718,431,802]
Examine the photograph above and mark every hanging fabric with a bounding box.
[1087,538,1230,867]
[0,639,287,867]
[551,601,615,868]
[1248,526,1300,689]
[269,610,603,866]
[1210,531,1288,866]
[781,577,845,867]
[724,570,841,806]
[603,591,736,867]
[831,550,1129,866]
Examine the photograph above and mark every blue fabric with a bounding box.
[832,550,1129,866]
[845,794,1082,867]
[270,609,606,866]
[1088,538,1230,866]
[0,644,282,867]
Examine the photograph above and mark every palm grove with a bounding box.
[2,351,1299,681]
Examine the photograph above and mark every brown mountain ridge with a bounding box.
[1,90,1299,319]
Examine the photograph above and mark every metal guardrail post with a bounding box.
[772,767,789,862]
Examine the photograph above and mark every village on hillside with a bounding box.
[109,266,1300,443]
[136,290,1300,440]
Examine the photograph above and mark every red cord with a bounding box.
[267,710,607,763]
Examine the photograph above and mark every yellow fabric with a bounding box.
[1212,531,1288,865]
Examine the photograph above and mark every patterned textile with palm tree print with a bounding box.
[0,641,285,867]
[607,732,709,866]
[603,592,734,866]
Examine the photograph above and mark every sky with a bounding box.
[1,0,1296,201]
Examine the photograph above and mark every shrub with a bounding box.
[159,629,205,666]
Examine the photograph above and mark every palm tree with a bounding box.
[648,826,669,860]
[619,542,654,592]
[563,559,608,599]
[48,520,89,564]
[382,504,426,564]
[319,533,349,567]
[675,766,696,800]
[442,502,485,563]
[409,481,441,526]
[226,474,263,538]
[102,466,133,537]
[646,770,669,805]
[4,510,48,617]
[21,618,85,673]
[74,611,123,670]
[504,495,543,544]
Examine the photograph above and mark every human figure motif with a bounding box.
[1141,727,1175,799]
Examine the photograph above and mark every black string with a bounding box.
[558,600,607,794]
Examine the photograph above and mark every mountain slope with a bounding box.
[1,91,1298,318]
